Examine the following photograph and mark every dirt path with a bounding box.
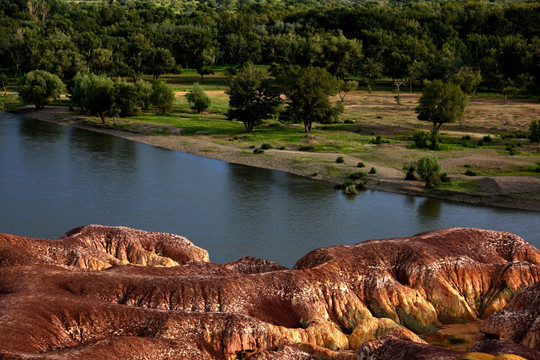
[12,106,540,212]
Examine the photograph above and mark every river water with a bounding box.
[1,112,539,267]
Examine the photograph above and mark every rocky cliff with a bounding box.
[0,226,538,359]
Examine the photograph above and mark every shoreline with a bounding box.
[10,106,540,212]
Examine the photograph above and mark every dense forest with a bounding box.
[0,0,539,99]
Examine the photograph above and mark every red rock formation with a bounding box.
[472,339,540,360]
[0,226,538,359]
[357,336,533,360]
[0,224,209,268]
[478,281,540,351]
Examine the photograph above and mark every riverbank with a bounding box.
[12,106,540,212]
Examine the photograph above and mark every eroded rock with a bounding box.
[478,281,540,351]
[0,226,538,359]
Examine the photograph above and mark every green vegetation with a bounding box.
[151,80,175,114]
[417,155,442,187]
[185,82,211,114]
[415,80,469,150]
[17,70,64,109]
[226,63,281,133]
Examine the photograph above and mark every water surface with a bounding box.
[1,112,538,267]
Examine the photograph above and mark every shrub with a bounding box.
[253,148,264,154]
[261,143,273,149]
[506,145,518,155]
[483,135,492,143]
[357,162,366,168]
[278,146,286,150]
[465,169,477,176]
[299,145,315,152]
[348,171,367,180]
[476,140,484,146]
[342,184,359,195]
[186,82,211,113]
[344,119,355,124]
[405,166,417,180]
[440,173,450,183]
[417,155,442,187]
[412,131,429,149]
[461,135,471,140]
[369,167,377,174]
[336,156,345,163]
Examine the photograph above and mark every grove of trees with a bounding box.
[0,0,538,96]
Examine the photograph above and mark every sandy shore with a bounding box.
[11,106,540,212]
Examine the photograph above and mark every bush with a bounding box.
[405,166,417,180]
[299,145,315,151]
[461,135,471,140]
[336,156,345,163]
[348,171,367,180]
[465,169,477,176]
[278,146,286,150]
[253,148,264,154]
[483,135,492,143]
[369,167,377,174]
[412,131,429,149]
[261,143,273,149]
[440,173,450,183]
[186,82,211,113]
[342,184,359,195]
[417,155,442,187]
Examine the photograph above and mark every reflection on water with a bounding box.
[1,112,539,267]
[417,197,442,225]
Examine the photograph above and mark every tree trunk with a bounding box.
[367,81,372,94]
[99,112,106,124]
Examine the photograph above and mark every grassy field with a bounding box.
[118,72,540,181]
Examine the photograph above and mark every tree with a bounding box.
[196,47,216,83]
[451,66,482,95]
[84,75,115,123]
[186,82,211,114]
[279,66,342,133]
[147,47,177,80]
[17,70,64,109]
[226,63,281,133]
[417,155,442,187]
[126,33,152,82]
[0,73,7,95]
[415,80,468,149]
[151,80,175,113]
[114,79,141,118]
[360,57,383,94]
[337,80,358,102]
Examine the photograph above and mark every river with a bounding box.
[1,111,539,267]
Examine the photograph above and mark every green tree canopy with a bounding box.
[415,79,469,148]
[151,80,175,113]
[17,70,64,109]
[279,66,342,132]
[417,155,442,187]
[186,82,211,114]
[226,63,281,133]
[84,74,115,123]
